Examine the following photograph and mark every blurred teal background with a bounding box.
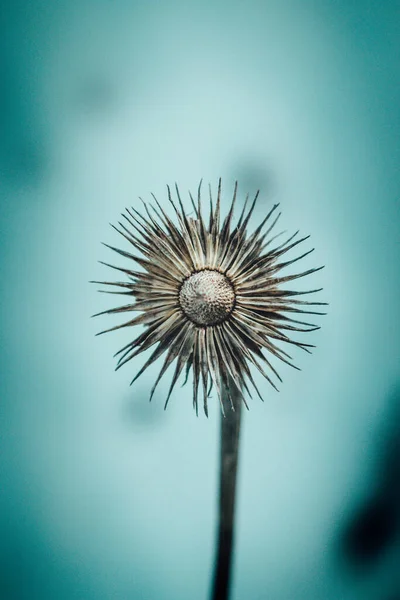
[1,1,400,599]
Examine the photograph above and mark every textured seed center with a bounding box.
[179,270,235,326]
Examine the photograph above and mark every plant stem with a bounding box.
[211,388,242,600]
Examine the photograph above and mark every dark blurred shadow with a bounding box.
[231,158,276,199]
[72,74,117,117]
[338,383,400,574]
[122,388,169,429]
[343,497,397,567]
[0,515,101,600]
[0,47,47,185]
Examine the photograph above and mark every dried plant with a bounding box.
[93,179,325,415]
[93,179,326,600]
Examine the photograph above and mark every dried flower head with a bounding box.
[93,180,326,415]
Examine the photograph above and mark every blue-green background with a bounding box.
[1,2,400,599]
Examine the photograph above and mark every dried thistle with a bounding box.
[93,179,325,415]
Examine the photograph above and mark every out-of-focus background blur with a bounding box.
[1,1,400,599]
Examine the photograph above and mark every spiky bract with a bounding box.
[93,180,326,415]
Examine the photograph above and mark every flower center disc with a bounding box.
[179,269,235,326]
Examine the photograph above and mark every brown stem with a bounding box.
[211,388,242,600]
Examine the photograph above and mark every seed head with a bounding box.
[92,179,326,415]
[179,270,235,326]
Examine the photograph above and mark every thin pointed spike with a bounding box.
[188,191,199,217]
[91,303,136,318]
[175,182,187,220]
[213,177,221,233]
[101,241,140,261]
[181,353,193,387]
[197,179,203,214]
[226,181,238,226]
[208,183,214,232]
[241,189,259,231]
[204,399,209,418]
[206,328,225,417]
[164,361,181,410]
[251,203,280,239]
[163,325,195,409]
[98,260,135,277]
[166,184,180,217]
[236,193,249,228]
